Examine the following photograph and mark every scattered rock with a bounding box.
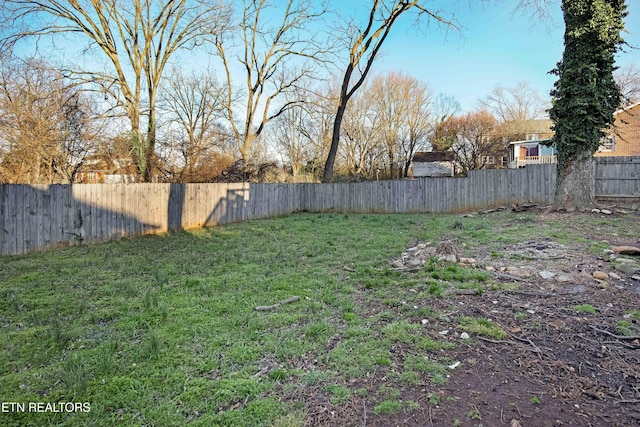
[421,319,428,325]
[505,241,569,261]
[632,275,640,281]
[609,272,621,280]
[438,254,457,263]
[591,209,601,214]
[615,263,639,275]
[407,258,423,268]
[510,419,523,427]
[506,266,531,278]
[612,246,640,256]
[485,266,496,272]
[614,257,639,266]
[594,280,609,289]
[601,209,612,215]
[460,332,470,340]
[539,270,556,280]
[555,274,573,282]
[593,271,609,280]
[458,257,476,266]
[391,260,405,269]
[566,285,587,294]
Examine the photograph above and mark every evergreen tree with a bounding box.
[549,0,626,210]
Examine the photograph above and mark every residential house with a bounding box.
[411,151,456,177]
[75,157,139,183]
[506,119,556,168]
[507,104,640,167]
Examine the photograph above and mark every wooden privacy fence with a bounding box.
[1,164,558,256]
[298,165,556,213]
[595,156,640,201]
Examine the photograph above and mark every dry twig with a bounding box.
[589,325,640,341]
[255,296,300,311]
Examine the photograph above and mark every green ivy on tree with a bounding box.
[549,0,626,210]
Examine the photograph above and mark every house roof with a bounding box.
[516,119,553,133]
[614,101,640,115]
[508,138,553,146]
[413,151,455,163]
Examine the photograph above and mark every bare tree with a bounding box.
[267,92,312,179]
[160,68,230,182]
[0,57,100,184]
[450,110,500,175]
[393,74,432,177]
[341,81,384,178]
[480,81,548,122]
[214,0,329,166]
[479,81,550,144]
[368,71,432,179]
[321,0,458,182]
[614,63,640,107]
[0,0,232,181]
[297,83,337,179]
[429,93,461,151]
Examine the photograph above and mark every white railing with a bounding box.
[516,156,557,167]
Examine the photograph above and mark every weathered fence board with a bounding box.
[595,156,640,200]
[1,160,636,256]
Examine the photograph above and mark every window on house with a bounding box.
[526,133,540,141]
[88,172,95,181]
[600,136,615,152]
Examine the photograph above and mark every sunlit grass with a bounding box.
[0,210,634,426]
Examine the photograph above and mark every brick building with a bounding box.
[597,102,640,157]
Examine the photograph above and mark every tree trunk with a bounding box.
[552,150,595,212]
[322,101,347,182]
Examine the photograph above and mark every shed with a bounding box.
[412,151,455,177]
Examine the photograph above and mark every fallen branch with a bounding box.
[255,296,300,311]
[589,325,640,341]
[478,337,518,345]
[511,203,538,212]
[478,335,545,358]
[510,333,543,358]
[615,399,640,405]
[502,288,581,297]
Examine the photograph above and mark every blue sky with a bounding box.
[371,1,640,112]
[9,1,637,117]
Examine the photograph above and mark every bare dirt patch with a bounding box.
[335,208,640,426]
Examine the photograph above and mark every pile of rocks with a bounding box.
[390,239,475,270]
[602,245,640,278]
[390,239,640,288]
[390,243,436,269]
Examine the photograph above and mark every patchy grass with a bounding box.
[573,304,598,314]
[0,209,637,426]
[457,317,506,339]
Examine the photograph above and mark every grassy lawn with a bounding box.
[0,211,634,426]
